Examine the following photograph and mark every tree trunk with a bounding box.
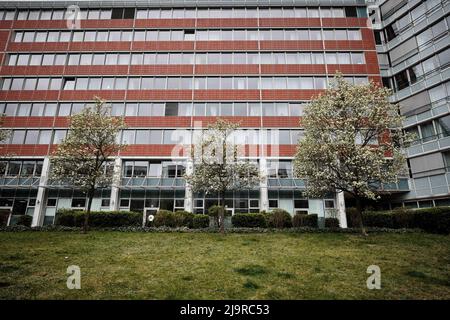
[355,196,368,236]
[83,188,95,234]
[219,192,225,234]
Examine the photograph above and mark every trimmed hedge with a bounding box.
[265,209,292,228]
[346,207,450,234]
[153,210,208,229]
[16,215,32,227]
[292,213,318,228]
[55,209,141,227]
[232,213,267,228]
[153,210,176,228]
[193,214,210,228]
[325,217,340,229]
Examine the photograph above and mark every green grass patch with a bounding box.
[0,232,449,299]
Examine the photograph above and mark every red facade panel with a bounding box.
[126,90,192,100]
[260,64,326,75]
[0,65,65,76]
[192,116,261,127]
[261,90,323,101]
[259,18,322,28]
[120,145,188,157]
[59,90,127,101]
[262,117,301,128]
[196,18,258,28]
[7,42,70,52]
[2,116,55,128]
[134,19,196,28]
[64,65,129,76]
[195,64,259,75]
[129,65,194,75]
[260,41,324,51]
[81,19,134,29]
[0,90,60,101]
[12,20,67,29]
[132,41,195,51]
[196,41,259,51]
[125,116,191,127]
[69,41,132,51]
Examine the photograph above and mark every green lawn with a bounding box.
[0,231,449,299]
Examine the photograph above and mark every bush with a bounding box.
[292,213,318,228]
[55,209,141,227]
[363,211,394,228]
[16,215,32,227]
[345,206,450,234]
[174,211,194,228]
[232,213,267,228]
[413,207,450,234]
[265,209,292,228]
[325,217,340,229]
[153,210,176,228]
[193,214,210,228]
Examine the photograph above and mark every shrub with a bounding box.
[345,207,450,234]
[266,209,292,228]
[174,211,194,228]
[55,209,141,227]
[325,217,340,229]
[153,210,176,228]
[192,214,210,228]
[413,207,450,234]
[292,213,318,228]
[16,215,32,227]
[391,208,415,228]
[232,213,267,228]
[363,211,394,228]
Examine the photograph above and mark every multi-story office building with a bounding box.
[370,0,450,209]
[0,0,399,227]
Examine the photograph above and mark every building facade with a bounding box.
[0,0,402,227]
[370,0,450,209]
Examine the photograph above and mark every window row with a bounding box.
[120,129,304,145]
[123,161,186,178]
[0,8,134,21]
[387,48,450,92]
[1,129,304,145]
[0,102,306,117]
[0,160,43,177]
[379,0,444,44]
[1,7,367,21]
[6,51,366,66]
[13,28,362,43]
[1,76,369,91]
[405,114,450,144]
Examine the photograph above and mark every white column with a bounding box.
[259,157,269,212]
[109,157,121,211]
[336,190,347,228]
[32,157,50,227]
[184,158,194,213]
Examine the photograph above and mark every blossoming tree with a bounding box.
[50,98,126,232]
[294,74,412,235]
[185,119,260,234]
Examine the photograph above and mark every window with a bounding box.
[149,130,162,144]
[24,130,38,144]
[11,130,25,144]
[63,77,75,90]
[165,103,178,116]
[71,198,86,208]
[23,78,37,90]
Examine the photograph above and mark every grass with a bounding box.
[0,231,449,299]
